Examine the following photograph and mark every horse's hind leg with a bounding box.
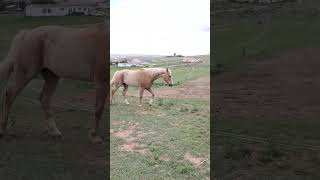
[110,83,120,104]
[90,81,107,144]
[39,70,61,137]
[0,72,33,136]
[146,88,155,105]
[122,84,129,105]
[138,87,145,107]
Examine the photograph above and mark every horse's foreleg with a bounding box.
[146,88,155,105]
[122,84,129,105]
[90,82,107,144]
[0,73,30,136]
[40,71,61,137]
[139,88,145,107]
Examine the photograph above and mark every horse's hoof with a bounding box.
[90,136,103,144]
[50,133,63,138]
[138,104,142,107]
[42,129,62,138]
[48,129,62,137]
[0,129,6,138]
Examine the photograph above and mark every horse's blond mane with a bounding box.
[144,67,168,78]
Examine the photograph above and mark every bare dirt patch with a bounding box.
[128,77,210,101]
[111,123,148,154]
[184,152,207,168]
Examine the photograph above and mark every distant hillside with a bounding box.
[111,54,164,63]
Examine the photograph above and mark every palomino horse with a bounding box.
[110,67,173,106]
[0,23,109,144]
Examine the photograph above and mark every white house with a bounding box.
[25,3,96,16]
[182,57,202,63]
[117,63,133,68]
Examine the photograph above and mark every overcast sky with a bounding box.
[110,0,210,56]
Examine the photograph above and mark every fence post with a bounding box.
[242,47,246,57]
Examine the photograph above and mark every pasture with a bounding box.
[0,15,107,180]
[110,57,210,179]
[213,14,320,179]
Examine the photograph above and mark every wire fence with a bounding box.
[213,131,320,151]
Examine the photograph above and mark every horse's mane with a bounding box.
[144,67,168,78]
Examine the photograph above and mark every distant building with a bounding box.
[117,63,133,68]
[232,0,285,3]
[182,57,202,63]
[25,3,98,16]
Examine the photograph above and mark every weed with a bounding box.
[190,106,199,113]
[158,99,163,106]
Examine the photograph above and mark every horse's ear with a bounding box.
[166,68,169,72]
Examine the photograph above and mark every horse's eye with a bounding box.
[169,76,171,78]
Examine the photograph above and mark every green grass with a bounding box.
[213,15,320,73]
[110,56,210,179]
[111,97,210,179]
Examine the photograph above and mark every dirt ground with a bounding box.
[127,77,210,101]
[213,48,320,123]
[213,48,320,178]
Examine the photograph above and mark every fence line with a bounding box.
[214,131,320,151]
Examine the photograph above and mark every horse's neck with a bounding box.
[148,68,165,81]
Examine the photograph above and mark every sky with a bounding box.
[110,0,210,56]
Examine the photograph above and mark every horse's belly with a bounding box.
[46,62,92,81]
[123,74,139,86]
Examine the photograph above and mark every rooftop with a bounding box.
[27,3,97,8]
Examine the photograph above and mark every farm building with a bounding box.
[182,57,202,63]
[117,63,134,68]
[25,3,96,16]
[232,0,285,3]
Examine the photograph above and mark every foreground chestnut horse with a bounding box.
[110,67,173,106]
[0,23,109,144]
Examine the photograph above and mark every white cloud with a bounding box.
[110,0,210,56]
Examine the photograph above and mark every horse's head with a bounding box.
[163,68,173,86]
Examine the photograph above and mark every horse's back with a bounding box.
[32,24,109,81]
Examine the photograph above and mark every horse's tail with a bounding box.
[0,29,29,114]
[0,59,14,103]
[110,70,125,88]
[0,29,29,90]
[0,59,13,85]
[110,76,115,87]
[110,70,120,87]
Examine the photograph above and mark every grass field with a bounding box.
[111,97,210,179]
[213,13,320,179]
[110,58,210,179]
[213,15,320,73]
[0,15,107,180]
